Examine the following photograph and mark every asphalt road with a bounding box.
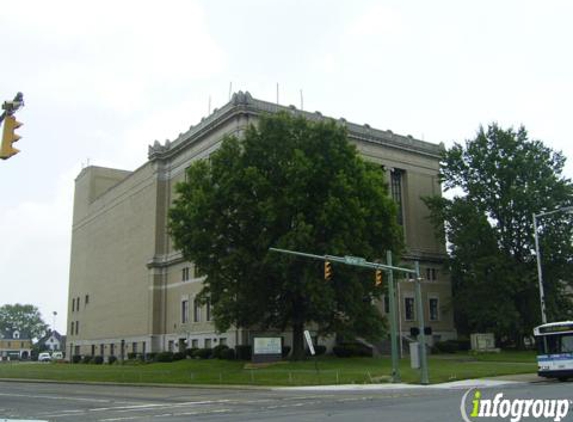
[0,379,571,421]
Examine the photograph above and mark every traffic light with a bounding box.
[1,115,22,160]
[324,261,333,280]
[375,269,383,287]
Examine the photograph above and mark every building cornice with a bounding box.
[148,91,444,162]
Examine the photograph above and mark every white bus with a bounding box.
[533,321,573,381]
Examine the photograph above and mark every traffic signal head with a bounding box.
[375,269,383,287]
[324,261,333,280]
[1,115,22,160]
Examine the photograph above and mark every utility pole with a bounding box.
[269,247,429,385]
[532,205,573,324]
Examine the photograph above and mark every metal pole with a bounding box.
[387,251,401,383]
[414,261,429,385]
[533,213,547,324]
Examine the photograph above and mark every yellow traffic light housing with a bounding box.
[324,261,333,280]
[375,269,383,287]
[1,115,22,160]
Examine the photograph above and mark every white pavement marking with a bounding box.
[0,392,114,403]
[274,379,523,391]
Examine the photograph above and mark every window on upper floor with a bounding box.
[182,267,190,282]
[181,300,189,324]
[426,268,437,281]
[429,297,440,321]
[193,298,201,323]
[405,297,415,321]
[390,169,404,225]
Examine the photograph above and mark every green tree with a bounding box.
[425,124,573,346]
[0,303,49,340]
[169,112,403,359]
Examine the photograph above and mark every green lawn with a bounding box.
[0,352,537,386]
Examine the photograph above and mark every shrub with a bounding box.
[434,340,458,354]
[455,338,471,351]
[145,352,157,362]
[314,345,327,356]
[72,355,82,364]
[173,352,186,361]
[282,346,291,358]
[82,356,93,364]
[235,345,252,360]
[93,355,104,365]
[108,355,118,365]
[185,348,198,358]
[332,343,372,358]
[220,348,235,360]
[156,351,174,362]
[193,348,212,359]
[127,352,138,360]
[212,345,229,359]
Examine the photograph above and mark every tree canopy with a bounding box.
[425,123,573,345]
[169,112,403,358]
[0,303,48,340]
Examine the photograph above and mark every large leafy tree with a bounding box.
[425,124,573,345]
[169,112,403,358]
[0,303,49,340]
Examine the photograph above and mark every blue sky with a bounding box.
[1,0,572,333]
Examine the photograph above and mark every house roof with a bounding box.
[37,330,64,345]
[0,328,32,340]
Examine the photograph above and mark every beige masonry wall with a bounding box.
[68,164,161,355]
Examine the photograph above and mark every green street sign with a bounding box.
[344,255,366,265]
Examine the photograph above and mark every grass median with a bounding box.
[0,351,537,386]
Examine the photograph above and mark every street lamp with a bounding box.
[532,205,573,324]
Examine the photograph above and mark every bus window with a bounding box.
[562,335,573,353]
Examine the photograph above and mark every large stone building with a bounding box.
[67,91,455,359]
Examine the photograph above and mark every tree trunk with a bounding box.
[291,322,305,360]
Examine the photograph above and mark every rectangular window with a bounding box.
[206,299,211,322]
[182,267,190,282]
[191,339,198,348]
[110,344,115,356]
[391,169,404,225]
[71,321,75,335]
[72,299,75,312]
[193,264,203,279]
[205,339,212,348]
[85,294,89,305]
[219,338,227,346]
[193,298,201,322]
[168,340,174,352]
[181,300,189,324]
[132,342,138,353]
[429,297,439,321]
[426,268,437,281]
[91,345,95,356]
[76,297,80,311]
[75,321,79,335]
[100,344,104,356]
[405,297,415,321]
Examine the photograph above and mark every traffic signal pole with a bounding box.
[269,247,429,385]
[386,251,401,382]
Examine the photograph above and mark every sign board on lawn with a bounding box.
[252,337,282,363]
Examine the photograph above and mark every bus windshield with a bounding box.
[537,333,573,354]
